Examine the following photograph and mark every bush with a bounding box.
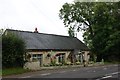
[2,32,26,68]
[43,64,50,67]
[76,61,80,65]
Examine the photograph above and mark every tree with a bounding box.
[0,29,4,35]
[59,2,120,62]
[2,32,26,68]
[0,29,2,69]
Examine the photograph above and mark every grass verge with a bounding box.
[104,61,120,64]
[0,69,2,76]
[2,67,31,76]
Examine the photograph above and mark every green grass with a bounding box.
[103,61,120,65]
[0,69,2,76]
[2,67,31,76]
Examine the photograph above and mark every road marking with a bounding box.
[96,75,112,80]
[20,76,31,78]
[41,73,51,76]
[111,72,119,75]
[105,72,120,76]
[102,75,112,79]
[96,72,120,80]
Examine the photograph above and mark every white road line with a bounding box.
[96,75,112,80]
[105,72,120,76]
[102,75,112,79]
[96,72,119,80]
[41,73,51,76]
[20,76,31,78]
[111,72,120,75]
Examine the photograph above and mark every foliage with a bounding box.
[0,29,2,70]
[0,29,4,35]
[2,31,26,68]
[50,57,56,66]
[59,2,120,62]
[68,26,75,37]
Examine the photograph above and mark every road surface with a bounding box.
[3,64,120,80]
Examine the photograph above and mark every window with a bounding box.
[33,54,37,58]
[56,53,65,64]
[32,54,42,61]
[32,54,43,66]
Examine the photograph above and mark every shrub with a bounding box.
[2,32,26,68]
[76,61,80,65]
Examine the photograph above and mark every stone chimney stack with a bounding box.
[34,28,38,33]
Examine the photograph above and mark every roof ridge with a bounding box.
[6,29,77,39]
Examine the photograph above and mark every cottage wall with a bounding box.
[24,50,90,70]
[83,51,90,62]
[26,51,71,66]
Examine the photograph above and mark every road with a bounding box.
[3,64,120,80]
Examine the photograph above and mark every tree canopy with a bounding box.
[59,2,120,62]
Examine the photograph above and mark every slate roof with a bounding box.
[5,29,89,51]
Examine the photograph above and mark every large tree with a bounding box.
[59,2,120,62]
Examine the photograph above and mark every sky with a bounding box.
[0,0,84,41]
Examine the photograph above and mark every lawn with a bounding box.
[2,67,31,76]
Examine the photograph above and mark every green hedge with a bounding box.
[2,32,26,68]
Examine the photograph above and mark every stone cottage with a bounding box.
[4,29,90,69]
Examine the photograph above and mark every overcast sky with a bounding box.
[0,0,84,41]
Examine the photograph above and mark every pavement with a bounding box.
[2,64,120,80]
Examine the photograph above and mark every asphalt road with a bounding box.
[3,64,120,80]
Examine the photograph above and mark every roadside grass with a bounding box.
[104,61,120,64]
[0,69,2,76]
[2,67,31,76]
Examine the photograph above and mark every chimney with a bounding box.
[34,28,38,33]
